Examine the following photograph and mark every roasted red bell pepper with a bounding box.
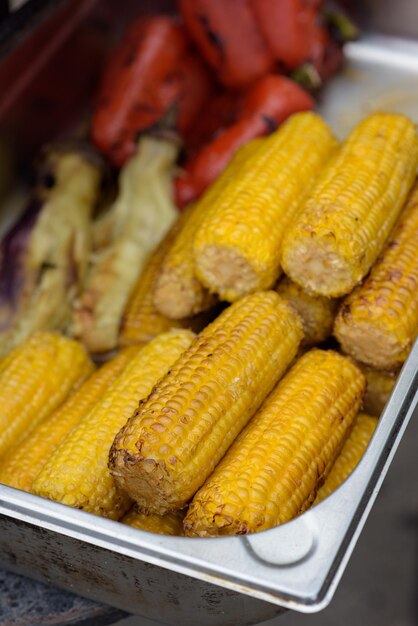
[178,0,274,88]
[250,0,324,71]
[183,90,243,159]
[175,75,314,207]
[309,25,344,83]
[91,16,214,167]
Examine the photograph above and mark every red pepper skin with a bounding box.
[175,53,215,134]
[91,16,213,167]
[178,0,274,88]
[250,0,324,70]
[309,25,344,82]
[183,90,243,160]
[175,75,314,207]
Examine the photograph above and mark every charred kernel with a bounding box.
[32,329,195,519]
[184,349,365,536]
[334,182,418,370]
[282,113,418,297]
[109,291,303,514]
[193,112,337,302]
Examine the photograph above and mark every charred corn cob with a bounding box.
[281,112,418,297]
[360,365,397,416]
[109,291,304,514]
[334,182,418,369]
[72,136,179,353]
[153,203,216,320]
[0,332,93,458]
[122,507,184,536]
[276,276,337,345]
[153,140,263,320]
[0,347,138,492]
[184,349,365,537]
[193,113,337,302]
[119,216,188,346]
[32,329,195,520]
[0,146,103,357]
[314,413,377,504]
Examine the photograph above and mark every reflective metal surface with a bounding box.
[0,6,418,624]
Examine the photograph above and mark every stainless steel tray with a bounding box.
[1,4,418,625]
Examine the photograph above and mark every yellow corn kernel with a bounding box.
[334,182,418,370]
[31,329,195,520]
[153,203,215,320]
[119,217,188,346]
[193,113,337,302]
[314,413,377,504]
[281,112,418,297]
[0,347,138,492]
[109,291,304,514]
[276,276,337,345]
[0,332,93,458]
[184,349,365,537]
[360,364,397,416]
[154,140,263,320]
[121,507,184,536]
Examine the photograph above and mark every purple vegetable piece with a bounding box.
[0,200,41,331]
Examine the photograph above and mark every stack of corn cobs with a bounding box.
[0,3,417,539]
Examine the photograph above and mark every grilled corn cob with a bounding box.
[334,182,418,369]
[281,112,418,297]
[119,216,188,346]
[110,291,304,514]
[0,332,93,458]
[276,276,337,345]
[153,203,216,320]
[122,507,184,536]
[361,365,397,416]
[32,329,195,519]
[0,147,103,357]
[193,113,337,302]
[0,347,138,492]
[72,136,179,353]
[153,140,263,320]
[314,413,377,504]
[184,349,365,537]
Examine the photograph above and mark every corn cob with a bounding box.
[122,507,184,536]
[0,347,138,492]
[109,291,304,514]
[119,216,188,346]
[72,135,179,353]
[193,113,337,302]
[360,364,397,417]
[152,203,216,320]
[334,182,418,369]
[276,276,337,345]
[184,349,365,537]
[0,332,93,458]
[153,140,263,320]
[314,413,377,504]
[281,112,418,297]
[0,147,103,357]
[31,329,195,520]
